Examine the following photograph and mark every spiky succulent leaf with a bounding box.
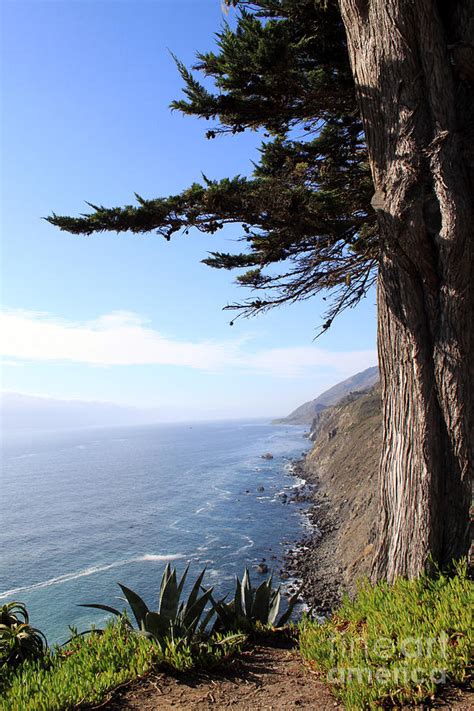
[208,593,235,630]
[198,605,216,634]
[181,587,214,632]
[78,603,123,617]
[251,580,271,624]
[177,563,190,599]
[185,567,207,611]
[268,588,282,626]
[159,563,172,603]
[118,584,149,630]
[276,591,299,627]
[233,576,243,617]
[0,609,47,668]
[159,569,180,622]
[0,603,29,626]
[241,568,253,617]
[144,611,171,648]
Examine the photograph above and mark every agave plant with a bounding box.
[211,569,299,632]
[0,602,47,668]
[79,563,214,649]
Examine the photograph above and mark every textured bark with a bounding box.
[338,0,473,581]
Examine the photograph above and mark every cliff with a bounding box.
[307,385,381,582]
[287,385,382,609]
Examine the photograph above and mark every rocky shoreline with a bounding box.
[282,457,345,616]
[280,386,382,616]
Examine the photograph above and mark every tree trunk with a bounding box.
[338,0,473,581]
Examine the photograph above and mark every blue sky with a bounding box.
[1,0,377,420]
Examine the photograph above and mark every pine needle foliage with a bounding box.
[47,0,378,328]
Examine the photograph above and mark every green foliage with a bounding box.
[79,563,215,649]
[171,1,355,132]
[211,568,298,632]
[47,0,377,330]
[160,631,246,673]
[299,561,473,709]
[0,620,158,711]
[0,619,245,711]
[0,602,47,670]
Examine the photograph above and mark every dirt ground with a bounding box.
[100,642,341,710]
[97,641,472,710]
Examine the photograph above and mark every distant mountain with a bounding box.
[272,366,379,425]
[0,392,169,430]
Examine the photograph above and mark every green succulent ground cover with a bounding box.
[300,562,473,709]
[0,620,156,711]
[0,619,244,711]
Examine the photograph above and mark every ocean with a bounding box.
[1,420,311,644]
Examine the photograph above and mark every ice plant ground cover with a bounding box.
[300,561,473,709]
[0,619,244,711]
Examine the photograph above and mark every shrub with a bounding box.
[0,619,157,711]
[79,563,214,649]
[211,568,299,632]
[299,561,473,709]
[0,619,244,711]
[161,631,245,672]
[0,602,47,670]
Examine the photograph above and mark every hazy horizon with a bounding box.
[0,360,378,429]
[1,390,279,429]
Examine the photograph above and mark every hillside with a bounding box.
[273,366,379,424]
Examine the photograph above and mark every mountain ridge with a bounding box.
[272,365,379,425]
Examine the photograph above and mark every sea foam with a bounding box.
[0,553,184,600]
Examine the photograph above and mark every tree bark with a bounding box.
[338,0,473,581]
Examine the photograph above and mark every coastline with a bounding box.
[283,457,344,615]
[281,387,382,615]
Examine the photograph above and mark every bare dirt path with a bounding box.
[97,642,472,710]
[100,642,340,710]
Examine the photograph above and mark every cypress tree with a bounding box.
[48,0,473,580]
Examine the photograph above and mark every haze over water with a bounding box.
[1,420,311,643]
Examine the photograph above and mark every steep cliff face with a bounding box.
[304,385,382,588]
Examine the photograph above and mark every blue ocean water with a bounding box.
[1,420,311,644]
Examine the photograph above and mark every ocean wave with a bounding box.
[207,569,235,582]
[0,553,184,600]
[194,501,215,515]
[289,477,306,488]
[212,485,232,497]
[234,535,254,555]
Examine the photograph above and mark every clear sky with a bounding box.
[1,0,377,421]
